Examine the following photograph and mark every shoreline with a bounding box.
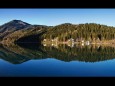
[1,40,115,46]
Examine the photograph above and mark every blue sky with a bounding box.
[0,9,115,26]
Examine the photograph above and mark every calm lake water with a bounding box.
[1,43,115,77]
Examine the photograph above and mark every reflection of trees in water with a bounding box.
[41,44,115,62]
[1,43,115,64]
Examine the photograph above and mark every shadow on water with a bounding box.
[1,42,115,64]
[0,44,29,64]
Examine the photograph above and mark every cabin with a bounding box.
[85,41,90,45]
[43,39,47,42]
[68,38,74,42]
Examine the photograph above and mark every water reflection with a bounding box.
[1,43,115,64]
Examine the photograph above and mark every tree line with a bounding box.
[41,23,115,42]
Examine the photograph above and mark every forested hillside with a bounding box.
[2,26,48,44]
[41,23,115,42]
[1,20,115,44]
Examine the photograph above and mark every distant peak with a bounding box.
[12,19,21,21]
[11,19,23,22]
[8,19,31,25]
[10,20,25,23]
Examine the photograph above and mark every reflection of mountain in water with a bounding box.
[1,43,47,64]
[0,44,29,64]
[1,43,115,64]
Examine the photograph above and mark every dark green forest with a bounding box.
[41,23,115,42]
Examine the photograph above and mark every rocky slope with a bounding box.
[0,20,31,40]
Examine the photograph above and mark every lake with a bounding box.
[0,43,115,77]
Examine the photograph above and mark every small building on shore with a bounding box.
[85,41,90,45]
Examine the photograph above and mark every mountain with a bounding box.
[0,20,31,40]
[1,20,115,44]
[2,24,48,44]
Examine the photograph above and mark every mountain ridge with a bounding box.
[1,20,115,44]
[0,20,49,41]
[0,20,31,40]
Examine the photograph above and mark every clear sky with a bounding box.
[0,9,115,26]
